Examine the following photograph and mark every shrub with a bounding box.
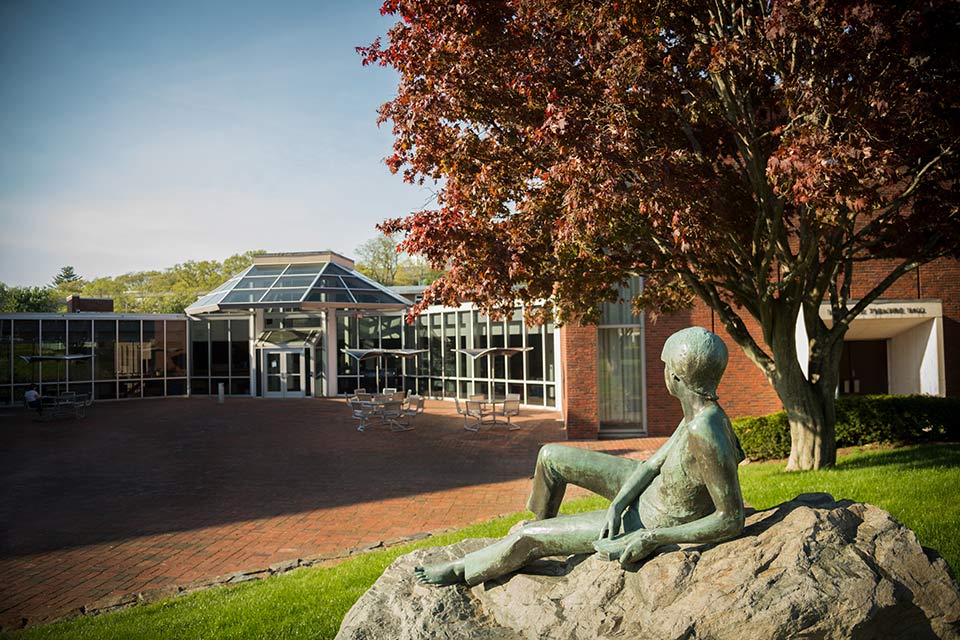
[732,395,960,461]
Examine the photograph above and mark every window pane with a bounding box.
[222,290,268,304]
[0,319,9,384]
[275,275,316,288]
[598,327,644,426]
[166,321,188,377]
[443,313,456,378]
[282,263,325,275]
[142,320,164,378]
[68,320,92,382]
[429,314,442,376]
[117,321,140,379]
[191,320,209,376]
[166,379,187,396]
[314,276,345,289]
[353,291,398,304]
[305,289,354,303]
[230,378,251,395]
[210,320,229,376]
[245,264,286,276]
[13,320,39,383]
[416,316,429,376]
[599,276,644,325]
[261,289,307,303]
[230,319,250,376]
[40,320,66,384]
[381,315,402,350]
[508,311,523,380]
[96,380,117,400]
[358,316,378,349]
[544,319,556,382]
[526,384,545,406]
[67,381,92,399]
[144,380,164,397]
[340,276,376,290]
[235,276,278,289]
[458,312,471,378]
[119,380,142,398]
[94,320,116,380]
[526,324,544,381]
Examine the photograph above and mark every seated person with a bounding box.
[416,327,745,586]
[24,385,41,413]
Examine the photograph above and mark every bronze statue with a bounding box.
[415,327,745,586]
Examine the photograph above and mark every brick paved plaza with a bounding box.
[0,397,665,629]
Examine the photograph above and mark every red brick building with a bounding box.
[560,257,960,439]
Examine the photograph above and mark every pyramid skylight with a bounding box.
[185,255,410,315]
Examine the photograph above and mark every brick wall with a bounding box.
[559,257,960,439]
[559,324,600,439]
[66,296,114,313]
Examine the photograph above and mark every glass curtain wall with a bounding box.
[597,277,646,434]
[0,317,188,404]
[189,318,251,396]
[335,307,557,406]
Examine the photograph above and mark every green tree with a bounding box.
[77,250,265,313]
[363,0,959,470]
[52,266,82,287]
[0,282,60,312]
[355,234,402,285]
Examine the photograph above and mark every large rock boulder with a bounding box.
[336,494,960,640]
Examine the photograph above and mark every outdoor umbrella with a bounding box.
[340,349,427,392]
[19,354,93,397]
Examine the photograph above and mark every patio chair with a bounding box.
[469,394,486,401]
[353,388,367,395]
[380,400,411,432]
[505,393,521,401]
[465,400,491,432]
[494,398,521,431]
[455,397,477,431]
[400,395,425,428]
[382,387,398,396]
[349,399,378,432]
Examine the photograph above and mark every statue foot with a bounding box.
[414,560,465,586]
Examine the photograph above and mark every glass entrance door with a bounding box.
[263,349,305,398]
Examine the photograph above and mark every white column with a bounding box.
[794,308,810,380]
[326,310,339,397]
[248,314,257,397]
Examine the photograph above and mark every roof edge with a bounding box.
[254,251,355,270]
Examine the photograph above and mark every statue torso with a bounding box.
[637,423,714,528]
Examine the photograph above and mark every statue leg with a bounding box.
[526,444,639,520]
[459,510,606,586]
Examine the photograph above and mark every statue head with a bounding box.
[661,327,728,401]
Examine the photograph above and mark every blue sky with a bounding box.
[0,0,433,286]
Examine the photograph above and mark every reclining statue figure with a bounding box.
[415,326,745,587]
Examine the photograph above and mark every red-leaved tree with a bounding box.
[360,0,959,470]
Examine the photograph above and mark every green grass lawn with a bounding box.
[9,443,959,640]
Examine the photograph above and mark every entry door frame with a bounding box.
[262,348,306,399]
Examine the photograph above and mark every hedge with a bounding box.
[731,395,960,461]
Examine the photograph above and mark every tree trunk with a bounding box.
[777,373,838,470]
[763,312,843,471]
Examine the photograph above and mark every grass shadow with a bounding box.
[833,443,960,472]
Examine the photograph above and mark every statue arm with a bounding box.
[599,421,682,540]
[599,421,745,564]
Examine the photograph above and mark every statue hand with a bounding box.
[598,500,624,540]
[619,530,660,566]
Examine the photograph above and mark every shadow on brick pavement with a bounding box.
[0,397,665,629]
